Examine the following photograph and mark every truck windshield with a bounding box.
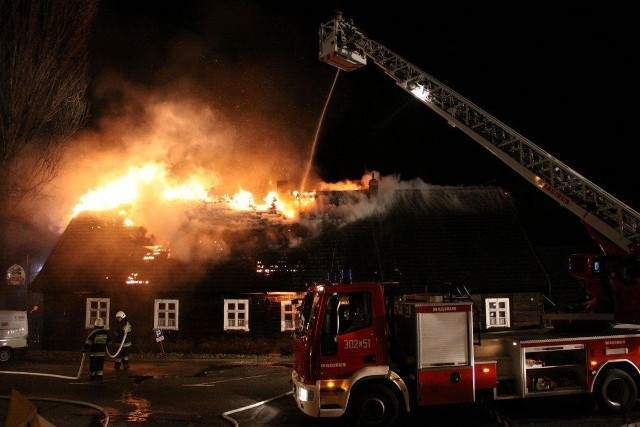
[296,291,320,334]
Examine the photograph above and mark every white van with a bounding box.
[0,310,29,362]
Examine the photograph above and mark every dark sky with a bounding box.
[83,1,637,248]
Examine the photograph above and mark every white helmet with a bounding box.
[94,318,104,327]
[116,311,126,320]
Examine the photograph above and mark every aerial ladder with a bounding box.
[319,11,640,322]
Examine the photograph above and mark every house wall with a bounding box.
[41,291,92,351]
[511,292,544,328]
[39,289,298,353]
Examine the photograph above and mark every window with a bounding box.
[297,292,320,334]
[337,291,371,334]
[155,299,179,330]
[86,298,110,329]
[281,301,295,332]
[224,299,249,331]
[485,298,510,328]
[320,291,372,357]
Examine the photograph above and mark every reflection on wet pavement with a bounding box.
[119,395,152,422]
[116,374,155,422]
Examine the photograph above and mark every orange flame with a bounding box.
[70,162,376,230]
[70,162,319,224]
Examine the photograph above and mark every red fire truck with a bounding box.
[291,280,640,426]
[290,12,640,426]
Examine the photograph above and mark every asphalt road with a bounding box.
[2,352,640,426]
[0,352,297,426]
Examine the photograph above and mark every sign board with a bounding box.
[6,264,26,286]
[154,329,165,342]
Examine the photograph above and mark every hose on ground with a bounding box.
[0,352,86,379]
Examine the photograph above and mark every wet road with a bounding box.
[2,353,640,426]
[1,354,296,426]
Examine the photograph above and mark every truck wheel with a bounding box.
[0,347,13,363]
[594,368,638,413]
[350,383,399,427]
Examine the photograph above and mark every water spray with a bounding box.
[299,68,341,193]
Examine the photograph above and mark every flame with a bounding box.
[71,163,209,218]
[70,162,315,224]
[70,161,375,227]
[228,189,256,211]
[162,181,211,202]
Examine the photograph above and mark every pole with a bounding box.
[25,253,29,312]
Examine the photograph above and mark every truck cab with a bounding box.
[291,281,409,426]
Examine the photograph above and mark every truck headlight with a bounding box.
[297,387,314,402]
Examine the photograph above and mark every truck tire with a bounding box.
[0,347,13,363]
[349,383,399,427]
[594,368,637,413]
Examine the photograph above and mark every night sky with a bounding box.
[77,1,637,250]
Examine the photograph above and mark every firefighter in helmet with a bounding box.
[83,317,111,381]
[113,310,132,370]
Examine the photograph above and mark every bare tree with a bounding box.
[0,0,98,271]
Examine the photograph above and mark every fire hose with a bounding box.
[0,352,86,379]
[0,330,128,379]
[0,329,129,426]
[106,329,128,359]
[0,394,110,426]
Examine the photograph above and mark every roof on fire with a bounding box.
[30,185,549,296]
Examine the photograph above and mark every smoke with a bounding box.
[25,2,447,266]
[34,75,308,258]
[24,3,317,263]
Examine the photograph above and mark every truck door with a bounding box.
[319,291,378,379]
[415,303,476,405]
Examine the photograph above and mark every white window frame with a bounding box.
[224,299,249,331]
[86,298,110,329]
[485,297,510,329]
[154,299,179,330]
[280,300,295,332]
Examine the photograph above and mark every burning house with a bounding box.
[28,173,555,353]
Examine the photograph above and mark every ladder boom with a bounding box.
[319,13,640,254]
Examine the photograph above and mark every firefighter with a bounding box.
[113,310,132,370]
[83,317,111,381]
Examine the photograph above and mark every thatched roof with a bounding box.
[31,185,548,296]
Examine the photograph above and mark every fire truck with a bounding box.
[290,12,640,426]
[291,280,640,426]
